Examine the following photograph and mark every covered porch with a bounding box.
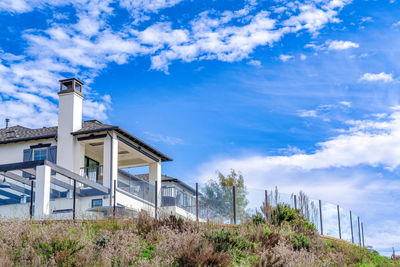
[76,129,172,211]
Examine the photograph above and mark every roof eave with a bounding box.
[0,134,57,145]
[71,126,173,162]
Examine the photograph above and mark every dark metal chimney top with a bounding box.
[5,118,9,128]
[58,78,84,96]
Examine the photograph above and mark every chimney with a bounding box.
[57,78,84,173]
[5,118,9,128]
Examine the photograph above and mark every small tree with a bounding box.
[201,169,249,223]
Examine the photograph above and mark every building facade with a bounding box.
[0,78,196,220]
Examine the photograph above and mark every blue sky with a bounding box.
[0,0,400,254]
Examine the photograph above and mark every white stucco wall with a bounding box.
[116,189,155,216]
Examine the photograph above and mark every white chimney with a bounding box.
[57,78,84,174]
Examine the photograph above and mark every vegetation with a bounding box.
[201,169,249,223]
[0,207,398,266]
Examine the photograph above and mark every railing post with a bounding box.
[73,180,76,220]
[358,216,362,246]
[232,186,236,224]
[155,180,158,220]
[195,183,199,222]
[350,211,354,244]
[361,222,365,248]
[294,195,297,210]
[337,205,341,239]
[319,200,323,235]
[30,180,34,220]
[113,180,116,218]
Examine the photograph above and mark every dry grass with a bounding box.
[0,212,397,267]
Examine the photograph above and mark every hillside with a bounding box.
[0,210,398,266]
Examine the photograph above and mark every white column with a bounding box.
[34,165,51,220]
[103,132,118,206]
[149,161,161,208]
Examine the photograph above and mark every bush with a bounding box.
[290,232,310,250]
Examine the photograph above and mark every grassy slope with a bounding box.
[0,214,398,266]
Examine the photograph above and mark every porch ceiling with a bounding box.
[81,136,157,168]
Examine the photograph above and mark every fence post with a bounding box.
[196,183,199,222]
[294,195,297,210]
[319,200,323,235]
[337,205,341,239]
[154,180,158,220]
[361,222,365,248]
[30,180,34,220]
[232,186,236,224]
[73,180,76,220]
[358,216,362,246]
[350,211,354,244]
[113,180,116,218]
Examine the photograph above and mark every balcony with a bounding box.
[161,185,195,214]
[117,178,155,204]
[80,165,103,185]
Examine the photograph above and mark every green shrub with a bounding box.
[270,204,298,226]
[37,238,85,265]
[204,228,255,265]
[251,212,266,225]
[291,232,310,250]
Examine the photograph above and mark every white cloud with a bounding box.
[144,131,183,145]
[195,110,400,252]
[360,72,394,82]
[306,40,359,51]
[339,101,351,108]
[393,21,400,27]
[298,109,318,117]
[279,54,293,62]
[327,40,359,50]
[247,59,261,66]
[300,54,307,60]
[0,0,353,124]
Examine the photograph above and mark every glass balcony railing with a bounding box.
[161,185,195,214]
[117,179,155,204]
[80,165,103,185]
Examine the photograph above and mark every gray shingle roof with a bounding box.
[0,120,172,162]
[0,125,57,144]
[0,120,109,144]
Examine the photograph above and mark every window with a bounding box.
[91,199,102,208]
[33,148,47,160]
[84,157,101,183]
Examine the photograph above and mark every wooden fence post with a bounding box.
[73,180,76,220]
[232,186,236,224]
[113,180,116,218]
[154,180,158,220]
[337,205,341,239]
[350,211,354,244]
[30,180,34,220]
[196,183,199,222]
[319,200,323,235]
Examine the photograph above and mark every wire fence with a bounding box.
[191,184,365,248]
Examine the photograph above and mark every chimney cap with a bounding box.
[58,77,84,96]
[59,78,84,85]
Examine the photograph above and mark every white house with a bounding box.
[0,78,197,220]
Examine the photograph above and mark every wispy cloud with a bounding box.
[306,40,359,51]
[298,109,318,117]
[327,40,359,50]
[0,0,354,125]
[360,72,394,82]
[144,131,184,145]
[247,59,261,66]
[279,54,293,62]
